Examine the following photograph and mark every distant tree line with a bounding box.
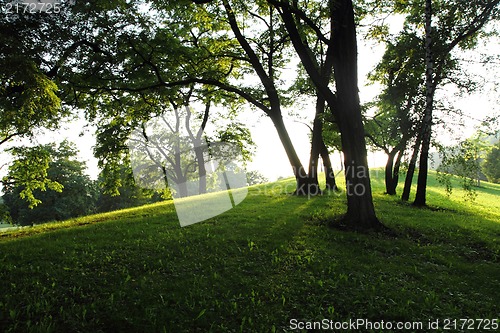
[1,141,168,226]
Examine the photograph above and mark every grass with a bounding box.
[0,169,499,332]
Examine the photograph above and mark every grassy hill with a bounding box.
[0,170,499,332]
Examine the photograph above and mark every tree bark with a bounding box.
[329,0,381,228]
[269,113,309,193]
[385,152,397,195]
[402,133,422,201]
[320,139,337,190]
[391,149,404,193]
[307,118,321,194]
[308,37,337,194]
[384,146,405,195]
[185,101,210,194]
[414,0,434,207]
[307,94,327,195]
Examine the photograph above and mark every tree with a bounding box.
[483,141,500,183]
[2,141,98,226]
[368,0,500,205]
[128,107,254,198]
[367,31,426,196]
[0,0,147,199]
[246,170,269,185]
[291,62,338,193]
[436,139,486,201]
[0,8,67,148]
[413,0,436,206]
[268,0,382,229]
[200,0,310,194]
[412,0,499,206]
[96,162,168,213]
[1,146,63,208]
[54,0,310,195]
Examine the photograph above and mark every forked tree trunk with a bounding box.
[185,102,210,195]
[385,147,404,195]
[414,0,434,207]
[193,143,207,194]
[307,25,336,195]
[385,152,397,195]
[307,93,336,195]
[391,149,404,193]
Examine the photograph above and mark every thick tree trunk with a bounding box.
[414,0,434,207]
[402,134,421,201]
[177,179,189,198]
[330,0,381,228]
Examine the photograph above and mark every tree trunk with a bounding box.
[385,152,397,195]
[193,142,207,194]
[402,134,422,201]
[306,94,327,195]
[307,118,322,195]
[269,113,309,194]
[385,147,404,195]
[185,102,210,195]
[223,0,307,195]
[320,140,337,190]
[273,0,381,229]
[306,16,336,195]
[391,149,404,194]
[330,0,381,228]
[414,0,434,207]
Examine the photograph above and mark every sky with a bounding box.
[1,14,498,185]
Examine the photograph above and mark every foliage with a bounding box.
[368,0,500,206]
[435,136,491,201]
[0,0,93,146]
[366,30,425,156]
[246,170,269,185]
[2,141,97,225]
[1,145,64,209]
[96,163,169,213]
[483,141,500,183]
[0,202,13,225]
[0,171,498,331]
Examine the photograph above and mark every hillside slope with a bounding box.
[1,171,499,332]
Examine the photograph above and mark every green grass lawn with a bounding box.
[0,170,499,332]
